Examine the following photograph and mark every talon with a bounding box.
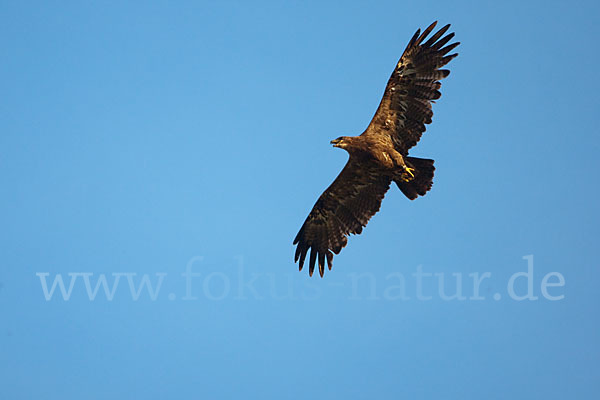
[403,167,415,182]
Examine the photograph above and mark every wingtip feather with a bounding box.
[415,21,438,46]
[309,247,317,277]
[423,24,451,47]
[318,252,325,277]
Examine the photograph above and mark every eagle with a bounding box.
[293,22,459,277]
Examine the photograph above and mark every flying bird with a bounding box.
[293,21,459,277]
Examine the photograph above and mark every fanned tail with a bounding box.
[395,157,435,200]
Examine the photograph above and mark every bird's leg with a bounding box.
[402,166,415,182]
[390,151,415,182]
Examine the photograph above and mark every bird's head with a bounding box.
[330,136,352,149]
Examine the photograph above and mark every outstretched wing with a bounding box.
[363,21,459,154]
[293,158,391,277]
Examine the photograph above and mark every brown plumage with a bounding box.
[293,22,459,277]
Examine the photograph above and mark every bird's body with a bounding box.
[294,22,459,277]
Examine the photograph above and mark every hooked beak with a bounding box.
[330,138,341,147]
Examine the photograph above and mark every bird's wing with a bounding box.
[293,158,391,277]
[363,21,459,153]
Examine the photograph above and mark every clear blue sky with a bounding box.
[1,1,599,398]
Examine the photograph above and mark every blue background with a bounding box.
[1,0,598,398]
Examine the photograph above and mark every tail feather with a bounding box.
[395,157,435,200]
